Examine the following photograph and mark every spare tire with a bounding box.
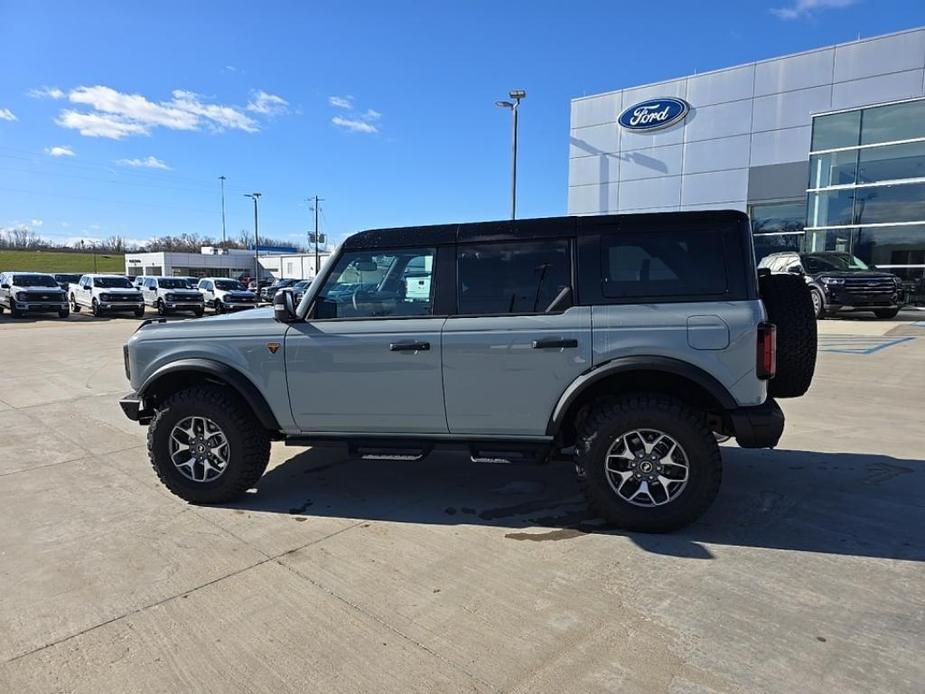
[759,273,817,398]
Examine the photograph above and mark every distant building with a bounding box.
[125,246,332,280]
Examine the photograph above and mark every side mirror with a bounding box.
[0,284,8,289]
[273,289,298,323]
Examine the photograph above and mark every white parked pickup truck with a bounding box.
[140,276,204,316]
[70,274,145,317]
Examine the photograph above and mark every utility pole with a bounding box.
[308,195,324,278]
[244,193,262,283]
[495,90,526,220]
[219,175,227,247]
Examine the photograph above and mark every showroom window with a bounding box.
[749,200,806,262]
[806,97,925,300]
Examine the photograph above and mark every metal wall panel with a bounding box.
[833,30,925,83]
[754,49,835,97]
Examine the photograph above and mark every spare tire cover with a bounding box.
[759,273,817,398]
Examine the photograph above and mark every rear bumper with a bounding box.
[729,398,784,449]
[120,392,153,424]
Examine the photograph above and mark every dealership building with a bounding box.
[569,26,925,294]
[124,247,331,281]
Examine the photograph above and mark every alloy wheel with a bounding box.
[604,429,689,507]
[168,415,230,483]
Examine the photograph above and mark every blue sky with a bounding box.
[1,0,924,248]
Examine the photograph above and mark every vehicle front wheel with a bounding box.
[157,299,168,316]
[147,385,271,504]
[214,300,225,314]
[810,288,825,319]
[70,294,81,313]
[91,298,102,317]
[134,307,145,318]
[874,308,900,319]
[193,307,204,317]
[58,307,69,318]
[575,394,722,532]
[9,304,22,318]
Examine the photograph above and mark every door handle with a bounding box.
[389,341,430,352]
[532,338,578,349]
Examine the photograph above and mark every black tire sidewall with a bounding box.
[149,391,256,503]
[578,398,721,532]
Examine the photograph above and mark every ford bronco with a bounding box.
[120,211,817,531]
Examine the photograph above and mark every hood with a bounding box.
[130,306,283,342]
[222,290,257,298]
[164,288,202,295]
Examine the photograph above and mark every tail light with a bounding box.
[757,322,777,380]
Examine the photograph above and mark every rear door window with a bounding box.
[601,230,727,299]
[456,240,572,315]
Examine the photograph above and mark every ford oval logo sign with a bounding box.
[619,98,690,132]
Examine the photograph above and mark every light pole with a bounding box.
[244,192,262,283]
[219,175,227,247]
[496,89,526,220]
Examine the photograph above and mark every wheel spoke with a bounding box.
[604,428,690,507]
[169,416,230,483]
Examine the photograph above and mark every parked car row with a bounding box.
[0,271,313,320]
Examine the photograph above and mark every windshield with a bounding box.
[215,280,244,290]
[96,277,134,288]
[13,274,58,287]
[55,274,81,283]
[802,253,870,273]
[158,278,191,289]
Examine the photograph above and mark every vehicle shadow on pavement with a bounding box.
[226,445,925,562]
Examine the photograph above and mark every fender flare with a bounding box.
[138,358,280,431]
[546,356,738,436]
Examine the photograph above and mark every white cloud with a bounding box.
[771,0,856,20]
[45,145,75,157]
[332,115,378,134]
[246,90,289,115]
[28,86,65,99]
[116,155,171,170]
[362,109,381,121]
[50,84,264,139]
[0,108,16,122]
[31,218,44,227]
[328,95,354,109]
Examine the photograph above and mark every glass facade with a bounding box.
[750,201,805,261]
[806,97,925,305]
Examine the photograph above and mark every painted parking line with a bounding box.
[818,335,916,355]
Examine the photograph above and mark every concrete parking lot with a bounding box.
[1,312,923,693]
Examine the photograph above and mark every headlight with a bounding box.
[893,276,903,285]
[100,293,110,301]
[165,293,175,301]
[820,277,844,285]
[15,292,25,302]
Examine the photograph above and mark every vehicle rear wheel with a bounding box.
[759,273,817,398]
[810,288,825,319]
[91,298,102,317]
[70,294,81,313]
[147,385,270,503]
[874,308,900,319]
[575,394,722,532]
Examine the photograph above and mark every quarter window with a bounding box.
[456,240,571,315]
[315,248,436,319]
[601,230,727,298]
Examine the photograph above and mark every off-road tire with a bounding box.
[759,273,817,398]
[147,385,270,504]
[810,288,825,319]
[575,394,722,532]
[874,308,900,319]
[70,294,81,313]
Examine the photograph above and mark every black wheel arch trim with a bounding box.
[547,355,739,436]
[138,358,280,431]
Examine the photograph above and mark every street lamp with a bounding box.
[219,175,227,247]
[244,192,262,284]
[496,89,526,220]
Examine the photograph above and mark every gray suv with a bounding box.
[120,211,816,531]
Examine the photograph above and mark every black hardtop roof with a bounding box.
[343,210,748,250]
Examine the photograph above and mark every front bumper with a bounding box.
[101,302,145,311]
[14,302,68,313]
[164,302,203,310]
[729,398,784,449]
[823,288,900,310]
[120,392,153,424]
